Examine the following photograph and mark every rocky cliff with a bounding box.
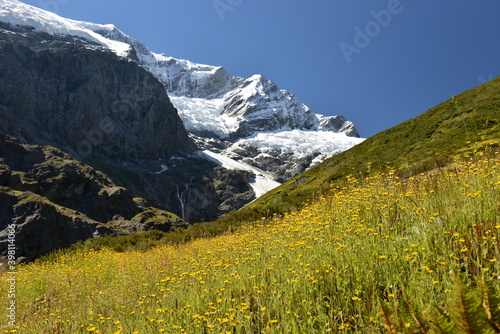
[0,23,255,224]
[84,21,363,179]
[0,22,194,163]
[0,1,363,261]
[0,0,364,225]
[0,134,188,262]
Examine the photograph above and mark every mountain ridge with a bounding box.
[75,76,500,255]
[0,0,363,184]
[216,76,500,224]
[0,21,257,224]
[90,19,364,179]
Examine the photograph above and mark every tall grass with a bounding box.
[1,150,499,333]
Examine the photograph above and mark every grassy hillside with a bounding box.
[221,77,500,224]
[53,76,500,255]
[2,152,499,333]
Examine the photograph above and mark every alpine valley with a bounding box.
[1,1,500,332]
[0,0,362,260]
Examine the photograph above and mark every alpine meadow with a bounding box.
[1,78,499,333]
[1,1,500,333]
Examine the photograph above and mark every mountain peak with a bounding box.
[1,0,363,186]
[0,0,131,56]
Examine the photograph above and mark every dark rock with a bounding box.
[108,157,256,223]
[0,187,17,231]
[0,24,195,163]
[226,146,316,183]
[0,24,259,227]
[210,167,255,213]
[0,134,137,222]
[0,136,189,262]
[319,115,360,138]
[0,189,104,262]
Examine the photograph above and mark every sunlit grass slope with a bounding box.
[1,149,499,333]
[41,77,500,254]
[225,77,500,223]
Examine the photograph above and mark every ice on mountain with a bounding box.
[0,0,365,196]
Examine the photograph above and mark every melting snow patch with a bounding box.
[154,165,169,175]
[198,150,281,198]
[0,0,131,57]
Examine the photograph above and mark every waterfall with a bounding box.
[176,177,194,220]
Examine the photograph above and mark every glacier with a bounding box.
[0,0,365,197]
[198,150,281,198]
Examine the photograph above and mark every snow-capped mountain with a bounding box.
[0,0,364,186]
[90,23,361,139]
[93,23,365,182]
[0,0,131,56]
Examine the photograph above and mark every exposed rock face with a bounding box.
[210,167,255,213]
[0,188,106,263]
[0,135,188,262]
[318,114,360,138]
[0,23,256,224]
[0,23,195,163]
[0,134,128,223]
[0,3,363,228]
[0,6,361,260]
[98,155,255,223]
[94,25,244,100]
[92,23,362,178]
[227,148,316,184]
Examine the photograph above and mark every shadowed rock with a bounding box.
[0,135,187,262]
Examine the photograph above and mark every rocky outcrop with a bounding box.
[0,2,363,225]
[225,147,317,183]
[98,156,255,223]
[0,188,105,263]
[0,2,362,232]
[0,134,137,223]
[89,23,363,179]
[0,22,195,163]
[0,135,188,261]
[210,167,255,213]
[318,115,360,138]
[0,23,256,224]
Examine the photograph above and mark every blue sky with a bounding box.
[20,0,500,137]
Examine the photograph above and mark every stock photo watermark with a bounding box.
[77,99,136,157]
[340,0,414,64]
[37,0,70,14]
[77,116,115,157]
[4,224,17,328]
[477,73,494,85]
[213,0,243,22]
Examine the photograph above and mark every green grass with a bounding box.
[2,152,499,333]
[47,77,500,259]
[2,76,499,333]
[219,77,500,226]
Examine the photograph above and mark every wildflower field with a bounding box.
[2,150,499,333]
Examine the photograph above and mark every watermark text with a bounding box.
[340,0,412,64]
[5,224,17,327]
[213,0,243,22]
